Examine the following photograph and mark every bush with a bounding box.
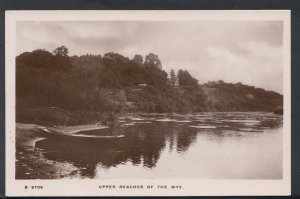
[100,112,120,128]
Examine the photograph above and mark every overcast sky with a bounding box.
[17,21,283,93]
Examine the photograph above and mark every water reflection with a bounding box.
[36,123,198,178]
[35,112,283,179]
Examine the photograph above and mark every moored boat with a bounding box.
[36,126,126,143]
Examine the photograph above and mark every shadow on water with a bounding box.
[33,112,283,179]
[35,122,198,178]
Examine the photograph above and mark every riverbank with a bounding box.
[16,123,108,179]
[15,112,283,179]
[16,123,108,148]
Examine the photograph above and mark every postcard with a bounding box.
[5,10,291,196]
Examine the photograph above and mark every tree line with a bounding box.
[16,46,282,114]
[16,46,199,111]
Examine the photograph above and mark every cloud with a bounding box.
[16,21,283,93]
[201,41,282,93]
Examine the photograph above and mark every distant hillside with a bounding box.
[16,46,283,114]
[200,81,282,112]
[63,83,281,113]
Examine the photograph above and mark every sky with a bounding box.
[17,21,283,93]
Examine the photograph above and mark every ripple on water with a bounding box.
[121,123,135,126]
[173,120,192,123]
[189,125,216,129]
[220,119,260,123]
[155,118,178,122]
[129,117,145,121]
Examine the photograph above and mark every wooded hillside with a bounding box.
[16,46,283,113]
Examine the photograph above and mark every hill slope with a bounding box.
[83,83,282,113]
[15,48,283,114]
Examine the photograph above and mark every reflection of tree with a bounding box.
[35,123,173,178]
[176,127,197,153]
[35,122,199,178]
[121,124,167,169]
[167,133,176,152]
[163,123,198,153]
[130,155,141,166]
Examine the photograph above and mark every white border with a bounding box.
[5,10,291,196]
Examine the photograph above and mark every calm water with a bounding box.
[33,112,283,179]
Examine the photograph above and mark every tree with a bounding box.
[133,54,143,64]
[103,52,129,68]
[52,46,72,71]
[177,69,198,87]
[16,49,54,70]
[144,53,162,70]
[170,69,176,80]
[72,64,100,109]
[145,66,168,87]
[53,46,69,57]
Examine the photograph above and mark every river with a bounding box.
[17,112,283,179]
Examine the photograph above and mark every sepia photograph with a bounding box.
[5,10,291,196]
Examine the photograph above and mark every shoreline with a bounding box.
[15,123,109,179]
[16,123,108,149]
[14,112,283,180]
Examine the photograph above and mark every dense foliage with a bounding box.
[177,69,198,87]
[16,46,283,114]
